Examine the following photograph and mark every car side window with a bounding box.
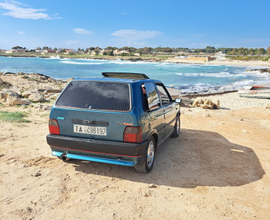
[155,84,172,106]
[142,83,161,111]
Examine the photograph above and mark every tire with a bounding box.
[171,117,180,138]
[135,137,156,173]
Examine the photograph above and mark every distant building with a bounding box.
[113,49,130,56]
[5,49,28,53]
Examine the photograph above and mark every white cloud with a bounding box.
[66,41,78,45]
[121,12,128,15]
[74,28,93,35]
[0,0,56,20]
[112,29,161,41]
[18,31,24,34]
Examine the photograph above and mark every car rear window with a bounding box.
[56,81,131,112]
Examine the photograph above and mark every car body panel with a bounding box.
[47,74,180,167]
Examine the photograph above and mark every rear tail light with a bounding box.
[49,119,60,135]
[123,126,142,143]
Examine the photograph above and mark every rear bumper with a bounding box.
[46,134,147,166]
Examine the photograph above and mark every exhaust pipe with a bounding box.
[60,154,69,161]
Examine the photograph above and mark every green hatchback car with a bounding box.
[47,72,181,173]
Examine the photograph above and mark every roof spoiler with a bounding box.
[102,72,149,79]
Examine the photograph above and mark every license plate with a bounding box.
[73,124,107,136]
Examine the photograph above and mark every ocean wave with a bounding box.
[60,60,104,65]
[49,55,61,59]
[175,72,247,78]
[178,78,270,94]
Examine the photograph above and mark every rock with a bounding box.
[16,72,25,75]
[201,104,213,109]
[148,184,157,188]
[192,98,220,110]
[212,99,220,109]
[265,103,270,109]
[32,171,41,177]
[0,90,19,101]
[22,91,34,98]
[0,77,3,85]
[34,103,52,111]
[6,93,31,105]
[45,89,62,93]
[203,114,210,117]
[21,99,31,105]
[28,93,45,102]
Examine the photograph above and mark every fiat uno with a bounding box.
[46,72,181,173]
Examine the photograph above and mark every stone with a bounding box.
[201,104,213,109]
[22,91,34,98]
[32,171,41,177]
[0,90,19,101]
[34,103,52,111]
[28,93,45,102]
[212,99,220,109]
[0,77,3,85]
[6,96,31,106]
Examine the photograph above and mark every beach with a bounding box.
[167,59,270,67]
[1,72,270,219]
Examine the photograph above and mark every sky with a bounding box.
[0,0,270,50]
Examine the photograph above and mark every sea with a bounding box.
[1,56,270,94]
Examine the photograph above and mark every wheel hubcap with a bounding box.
[147,141,155,168]
[177,119,180,135]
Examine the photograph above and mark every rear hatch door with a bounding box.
[50,80,136,142]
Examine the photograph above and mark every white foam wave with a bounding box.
[179,78,270,94]
[49,55,61,59]
[175,72,247,78]
[60,60,104,65]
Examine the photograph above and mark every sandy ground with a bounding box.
[1,89,270,219]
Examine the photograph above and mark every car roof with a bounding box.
[72,77,162,84]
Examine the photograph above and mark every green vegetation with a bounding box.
[1,45,269,62]
[40,113,50,118]
[0,111,31,123]
[226,56,270,61]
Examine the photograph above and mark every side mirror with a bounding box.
[175,98,182,104]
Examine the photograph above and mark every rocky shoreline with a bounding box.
[0,71,68,110]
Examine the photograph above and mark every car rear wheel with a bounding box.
[135,137,156,173]
[171,117,180,138]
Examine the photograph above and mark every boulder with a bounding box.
[192,98,220,110]
[28,93,45,102]
[201,104,213,109]
[0,77,3,85]
[6,96,31,105]
[212,99,220,109]
[22,91,35,98]
[0,90,19,101]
